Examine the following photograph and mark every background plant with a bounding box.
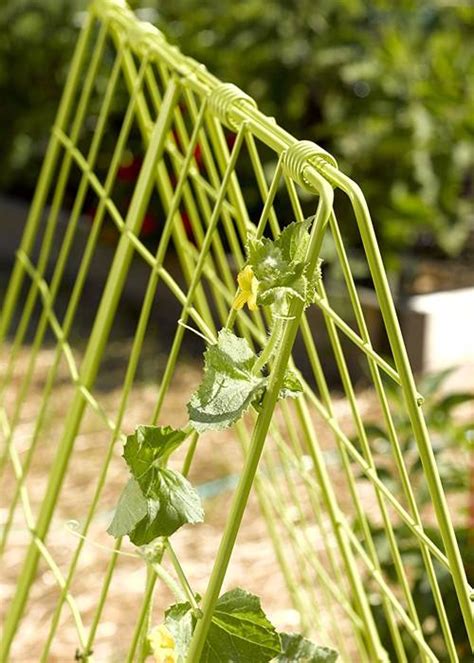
[2,0,473,279]
[354,368,474,661]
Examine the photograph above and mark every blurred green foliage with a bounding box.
[0,1,84,195]
[1,0,473,273]
[355,367,474,661]
[148,0,474,270]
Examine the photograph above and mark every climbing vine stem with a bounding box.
[107,215,336,663]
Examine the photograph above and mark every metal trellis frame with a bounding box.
[1,1,473,661]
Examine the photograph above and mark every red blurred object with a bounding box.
[117,155,142,182]
[181,210,193,240]
[141,211,159,237]
[193,143,203,166]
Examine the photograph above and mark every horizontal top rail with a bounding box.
[90,0,340,194]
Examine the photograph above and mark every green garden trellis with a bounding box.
[0,0,473,659]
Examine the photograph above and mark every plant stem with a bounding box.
[167,542,202,616]
[151,560,186,603]
[251,315,284,376]
[138,565,156,662]
[181,432,199,477]
[468,445,474,551]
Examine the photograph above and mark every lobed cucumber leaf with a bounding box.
[165,588,281,663]
[188,329,267,433]
[108,426,203,545]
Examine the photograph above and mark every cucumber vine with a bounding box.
[107,219,337,662]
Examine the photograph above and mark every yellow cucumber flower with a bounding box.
[148,624,177,663]
[232,265,259,311]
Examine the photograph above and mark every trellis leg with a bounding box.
[321,164,474,651]
[186,172,340,662]
[0,79,181,662]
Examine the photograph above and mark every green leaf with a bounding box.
[128,468,204,545]
[247,219,317,309]
[108,427,204,544]
[279,369,304,400]
[276,633,338,662]
[107,478,147,538]
[205,588,281,662]
[277,217,313,263]
[123,425,187,487]
[257,264,308,307]
[165,601,195,661]
[188,329,267,433]
[247,237,287,283]
[165,588,282,663]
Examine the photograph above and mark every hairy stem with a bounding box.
[251,315,285,376]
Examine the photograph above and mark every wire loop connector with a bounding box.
[282,139,338,192]
[207,82,257,131]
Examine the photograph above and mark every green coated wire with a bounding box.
[39,62,210,663]
[1,2,472,661]
[0,45,125,557]
[0,74,182,659]
[186,171,336,661]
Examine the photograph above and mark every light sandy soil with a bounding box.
[1,337,471,662]
[0,340,319,662]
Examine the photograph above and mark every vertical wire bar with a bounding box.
[326,209,458,657]
[306,254,419,656]
[269,407,355,658]
[322,164,474,650]
[186,171,334,662]
[68,100,209,659]
[121,113,250,663]
[0,24,108,481]
[147,125,247,425]
[314,277,424,660]
[180,85,265,345]
[203,109,253,236]
[244,133,362,605]
[280,176,392,659]
[285,175,434,655]
[243,156,386,660]
[126,571,159,663]
[0,11,94,345]
[251,476,318,634]
[151,72,237,328]
[0,22,109,413]
[262,429,342,646]
[0,48,124,555]
[114,48,215,332]
[148,66,235,328]
[145,63,227,327]
[294,395,385,661]
[0,401,88,651]
[241,134,355,656]
[0,77,182,662]
[39,57,194,662]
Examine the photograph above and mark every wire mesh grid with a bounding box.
[0,1,473,661]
